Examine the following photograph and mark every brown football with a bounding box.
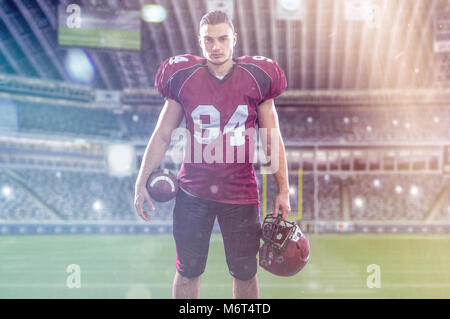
[146,169,179,202]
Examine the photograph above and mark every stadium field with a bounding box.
[1,233,450,299]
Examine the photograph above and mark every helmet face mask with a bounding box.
[262,216,297,249]
[259,215,310,277]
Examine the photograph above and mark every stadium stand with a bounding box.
[300,174,314,221]
[438,193,450,220]
[1,165,449,234]
[348,174,448,221]
[120,108,160,140]
[278,106,450,143]
[5,94,450,145]
[17,102,123,139]
[1,98,450,229]
[0,171,55,221]
[0,169,134,221]
[318,174,342,220]
[0,168,179,223]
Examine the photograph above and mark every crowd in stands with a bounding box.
[438,194,450,220]
[318,174,342,220]
[2,99,450,225]
[17,102,123,139]
[1,168,448,223]
[262,173,314,221]
[13,100,160,141]
[120,108,159,140]
[347,174,447,220]
[0,169,138,222]
[7,99,450,144]
[277,106,450,143]
[0,172,55,221]
[122,105,450,143]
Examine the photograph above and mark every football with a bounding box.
[146,169,179,202]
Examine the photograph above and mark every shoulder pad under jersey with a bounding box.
[236,56,287,103]
[155,54,205,100]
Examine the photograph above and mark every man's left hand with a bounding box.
[272,191,291,220]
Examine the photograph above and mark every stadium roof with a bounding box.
[0,0,442,91]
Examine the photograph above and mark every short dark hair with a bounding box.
[199,10,235,34]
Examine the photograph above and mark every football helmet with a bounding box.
[259,215,310,276]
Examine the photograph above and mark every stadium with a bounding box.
[1,0,450,299]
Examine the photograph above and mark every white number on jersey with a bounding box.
[252,56,273,63]
[191,105,221,145]
[191,104,249,147]
[223,104,249,146]
[169,56,189,65]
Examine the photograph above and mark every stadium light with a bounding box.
[132,114,139,122]
[141,4,167,23]
[354,197,364,208]
[392,119,399,126]
[404,122,411,129]
[373,179,381,188]
[410,185,419,196]
[366,125,372,132]
[289,186,297,196]
[93,200,103,212]
[1,185,13,199]
[343,117,350,125]
[433,116,440,124]
[345,0,375,21]
[64,49,95,84]
[307,116,313,124]
[279,0,302,11]
[107,144,136,177]
[395,185,403,194]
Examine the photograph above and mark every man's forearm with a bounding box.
[272,135,289,194]
[136,134,171,186]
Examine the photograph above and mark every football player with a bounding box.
[134,10,291,299]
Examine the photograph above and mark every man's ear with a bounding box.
[233,33,237,47]
[198,35,202,48]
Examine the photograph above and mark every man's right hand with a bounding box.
[133,98,184,222]
[134,183,155,221]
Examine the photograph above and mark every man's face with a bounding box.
[199,22,237,66]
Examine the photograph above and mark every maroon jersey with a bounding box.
[155,54,287,204]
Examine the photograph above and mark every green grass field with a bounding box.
[1,234,450,299]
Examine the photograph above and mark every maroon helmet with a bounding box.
[259,215,310,277]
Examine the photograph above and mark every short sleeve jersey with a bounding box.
[155,54,287,204]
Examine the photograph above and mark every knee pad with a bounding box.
[176,255,207,279]
[227,256,257,281]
